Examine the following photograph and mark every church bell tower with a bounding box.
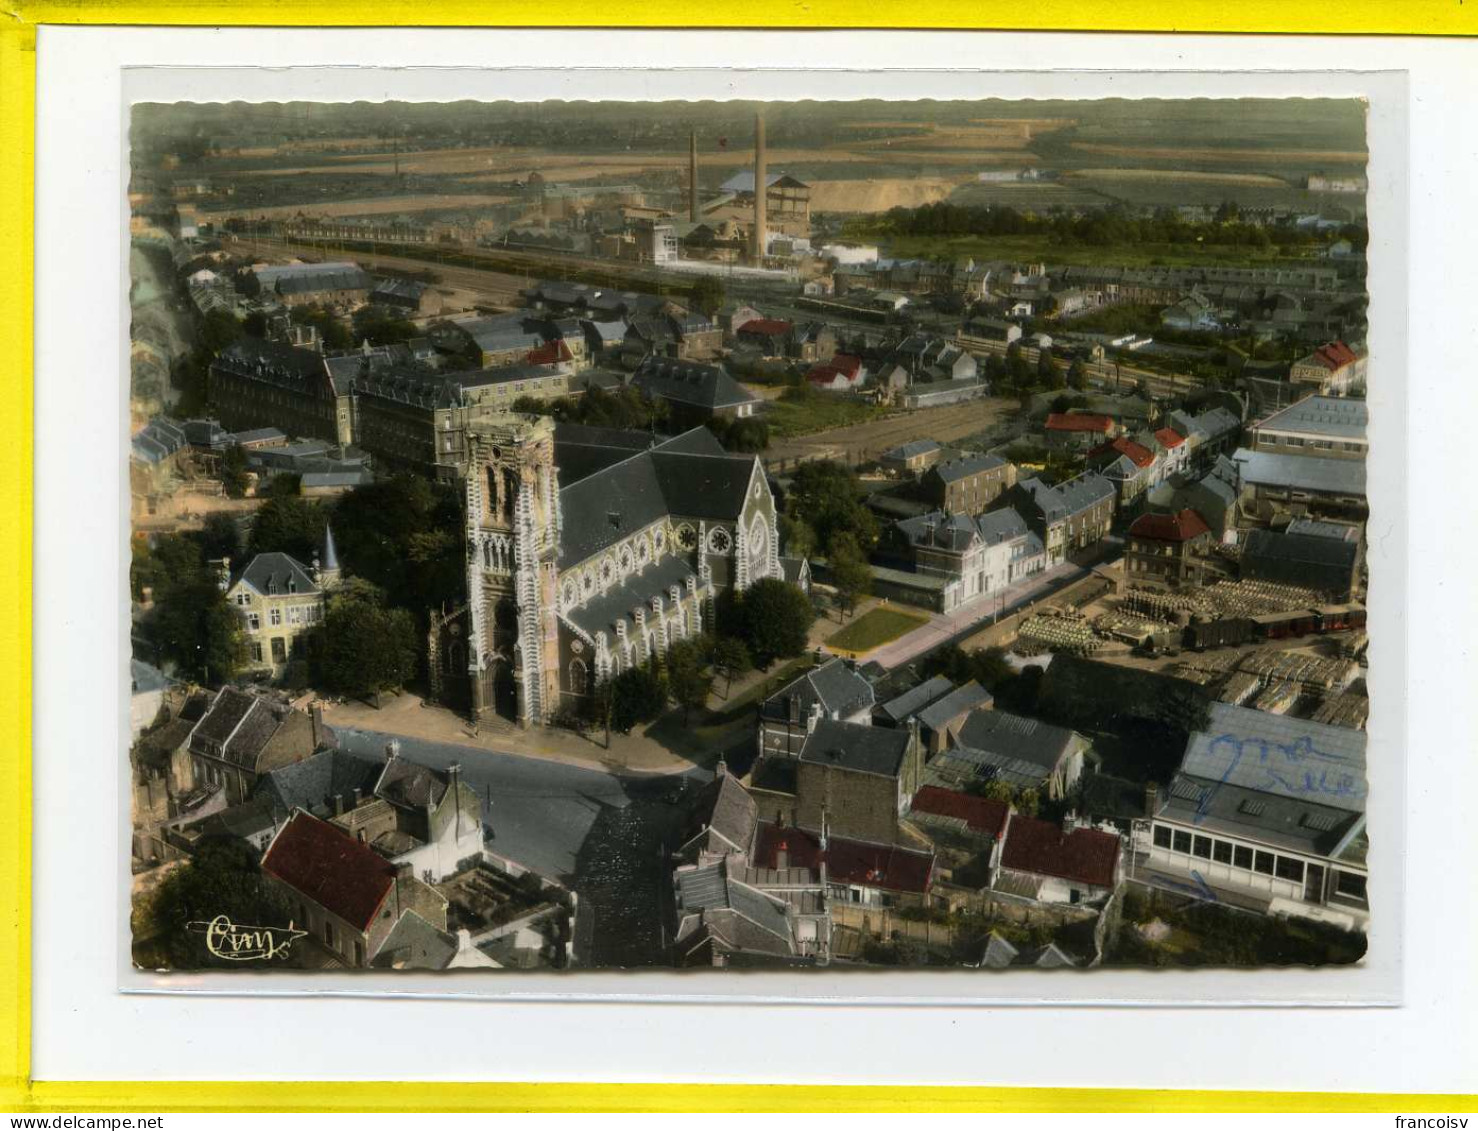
[464,414,562,728]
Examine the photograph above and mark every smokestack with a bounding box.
[752,112,767,265]
[689,131,699,223]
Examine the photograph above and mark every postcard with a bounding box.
[125,96,1372,975]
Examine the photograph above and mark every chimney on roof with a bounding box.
[1144,781,1160,817]
[351,786,362,808]
[333,792,345,817]
[386,739,400,761]
[775,842,789,871]
[310,702,325,750]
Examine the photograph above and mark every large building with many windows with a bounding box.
[223,528,341,679]
[428,417,784,727]
[1143,703,1368,930]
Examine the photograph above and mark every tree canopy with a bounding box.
[311,578,420,699]
[733,577,815,667]
[785,460,878,555]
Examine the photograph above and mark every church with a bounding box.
[428,414,784,728]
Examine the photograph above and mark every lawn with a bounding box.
[764,394,885,440]
[826,606,930,654]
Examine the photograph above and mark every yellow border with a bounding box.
[4,4,1478,1114]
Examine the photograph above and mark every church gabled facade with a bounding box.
[428,416,783,728]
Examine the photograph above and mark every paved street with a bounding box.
[334,727,705,967]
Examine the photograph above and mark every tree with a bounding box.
[786,460,878,553]
[198,512,242,562]
[143,836,296,970]
[247,495,325,563]
[352,305,418,346]
[827,532,872,621]
[218,444,251,499]
[1014,787,1041,818]
[331,476,463,613]
[606,665,667,733]
[149,576,247,684]
[778,513,817,560]
[241,310,269,338]
[289,304,352,351]
[1067,357,1089,391]
[665,639,713,723]
[713,637,752,697]
[313,579,419,701]
[198,308,244,355]
[687,276,726,318]
[737,577,815,667]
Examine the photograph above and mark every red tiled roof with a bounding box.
[525,340,573,366]
[1107,437,1156,469]
[753,822,935,894]
[1046,412,1114,434]
[737,318,793,337]
[1128,508,1211,543]
[261,811,396,932]
[1154,427,1186,449]
[1000,814,1120,889]
[830,353,863,377]
[911,786,1010,841]
[1311,340,1359,371]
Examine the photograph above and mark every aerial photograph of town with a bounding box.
[126,97,1372,975]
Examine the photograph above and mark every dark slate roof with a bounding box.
[929,452,1007,484]
[212,337,329,389]
[373,909,457,970]
[1242,529,1359,573]
[1001,814,1120,888]
[232,552,318,597]
[678,772,759,856]
[762,658,876,724]
[552,421,663,487]
[260,749,384,819]
[1015,474,1114,523]
[976,508,1032,545]
[632,357,759,412]
[223,701,287,769]
[882,439,941,461]
[917,681,993,733]
[1254,395,1367,441]
[897,511,978,554]
[375,755,448,811]
[190,688,257,750]
[799,719,911,779]
[955,709,1078,772]
[261,811,395,933]
[565,553,698,641]
[1232,448,1366,496]
[875,674,955,725]
[556,442,760,569]
[1159,773,1364,859]
[1179,702,1366,813]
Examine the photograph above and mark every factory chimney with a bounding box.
[689,130,700,223]
[751,111,767,265]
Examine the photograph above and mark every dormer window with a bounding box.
[288,578,297,593]
[267,578,278,595]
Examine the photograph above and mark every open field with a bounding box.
[1068,141,1366,165]
[1065,169,1290,187]
[764,395,885,439]
[826,607,930,655]
[764,396,1019,469]
[808,176,965,213]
